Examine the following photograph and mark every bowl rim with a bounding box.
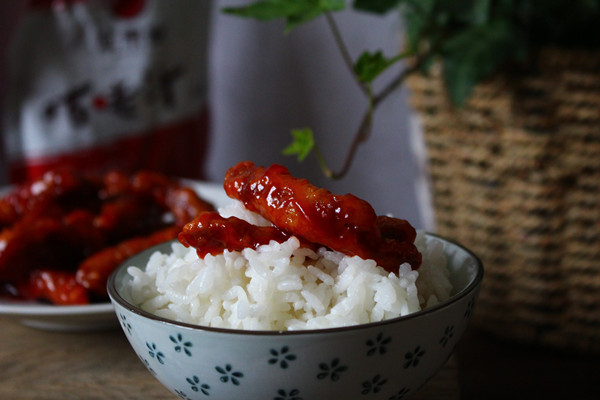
[107,233,483,336]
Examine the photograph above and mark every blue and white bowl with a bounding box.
[108,234,483,400]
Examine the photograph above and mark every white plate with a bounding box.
[0,181,229,331]
[0,300,117,331]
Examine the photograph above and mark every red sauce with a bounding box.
[0,169,214,304]
[217,161,421,272]
[178,212,294,257]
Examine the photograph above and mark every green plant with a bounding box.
[223,0,600,179]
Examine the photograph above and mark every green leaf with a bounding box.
[470,0,491,25]
[223,0,345,32]
[441,20,526,106]
[354,50,406,83]
[442,57,478,108]
[400,0,437,51]
[282,128,315,161]
[353,0,403,14]
[434,0,490,25]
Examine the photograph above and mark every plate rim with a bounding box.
[0,300,115,316]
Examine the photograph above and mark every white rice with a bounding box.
[125,201,452,331]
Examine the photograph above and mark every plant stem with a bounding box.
[313,10,432,180]
[374,54,427,107]
[324,11,369,97]
[313,145,335,179]
[329,84,373,179]
[321,54,430,180]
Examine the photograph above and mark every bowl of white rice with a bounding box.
[108,200,483,400]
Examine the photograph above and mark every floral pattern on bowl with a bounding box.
[109,234,483,400]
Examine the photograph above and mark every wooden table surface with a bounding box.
[0,315,460,399]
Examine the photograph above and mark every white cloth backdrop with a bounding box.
[207,1,434,230]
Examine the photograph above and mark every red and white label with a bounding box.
[3,0,211,182]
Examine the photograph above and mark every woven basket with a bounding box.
[407,48,600,352]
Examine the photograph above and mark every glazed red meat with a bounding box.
[222,161,421,272]
[179,212,294,258]
[225,162,380,258]
[0,169,102,229]
[77,226,181,296]
[0,169,214,304]
[18,270,89,306]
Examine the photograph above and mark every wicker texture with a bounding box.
[407,48,600,352]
